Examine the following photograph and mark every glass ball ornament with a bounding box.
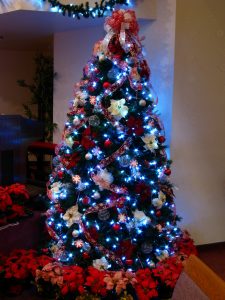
[139,99,146,106]
[93,191,101,199]
[72,229,79,237]
[73,116,80,126]
[89,115,100,127]
[141,242,153,254]
[83,242,91,252]
[119,155,131,167]
[98,209,110,221]
[85,153,93,160]
[77,182,86,191]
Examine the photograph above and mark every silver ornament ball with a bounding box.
[141,242,153,254]
[72,229,79,237]
[83,242,91,252]
[119,155,131,167]
[85,153,93,160]
[77,182,86,191]
[93,192,101,199]
[139,99,146,106]
[73,116,80,126]
[89,115,100,127]
[98,209,110,221]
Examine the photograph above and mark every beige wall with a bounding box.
[0,50,36,116]
[171,0,225,244]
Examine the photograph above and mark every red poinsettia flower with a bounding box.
[61,265,85,296]
[62,152,81,169]
[174,230,198,258]
[87,226,99,241]
[135,182,151,201]
[11,204,25,216]
[0,187,12,211]
[116,240,136,259]
[135,268,158,300]
[81,127,96,150]
[81,136,95,150]
[152,256,183,288]
[86,266,107,297]
[126,116,144,136]
[6,183,29,200]
[27,254,54,277]
[6,204,25,221]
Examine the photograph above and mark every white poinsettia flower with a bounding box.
[158,191,166,202]
[73,90,88,107]
[93,257,109,270]
[152,191,166,209]
[133,209,151,225]
[152,198,163,209]
[64,136,74,148]
[108,99,128,120]
[92,168,114,191]
[50,182,62,194]
[93,40,106,58]
[63,205,81,227]
[141,134,158,151]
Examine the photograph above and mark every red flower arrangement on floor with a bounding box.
[0,231,197,299]
[0,249,54,296]
[0,183,30,225]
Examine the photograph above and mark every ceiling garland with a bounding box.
[43,0,129,19]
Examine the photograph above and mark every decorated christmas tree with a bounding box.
[46,9,191,287]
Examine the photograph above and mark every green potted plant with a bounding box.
[17,53,57,142]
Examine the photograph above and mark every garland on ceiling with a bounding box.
[43,0,129,19]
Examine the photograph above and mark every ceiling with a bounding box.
[0,10,105,51]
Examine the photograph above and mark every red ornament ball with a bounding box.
[117,197,125,208]
[103,82,111,89]
[88,86,95,92]
[57,171,64,179]
[82,196,90,205]
[126,259,133,266]
[144,160,150,168]
[104,139,112,148]
[117,201,125,209]
[156,211,161,217]
[113,224,120,231]
[82,252,90,259]
[164,168,171,176]
[158,136,166,143]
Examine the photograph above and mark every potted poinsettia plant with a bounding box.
[0,183,30,225]
[0,249,54,296]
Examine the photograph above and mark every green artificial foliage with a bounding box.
[44,0,128,19]
[17,53,57,141]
